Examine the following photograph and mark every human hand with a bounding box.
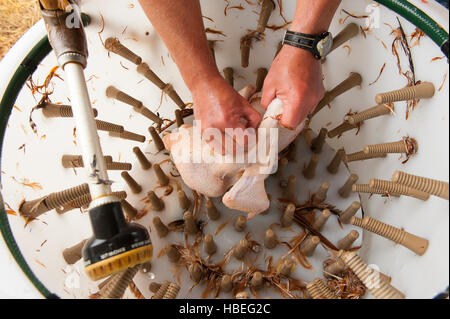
[192,75,261,132]
[261,45,325,129]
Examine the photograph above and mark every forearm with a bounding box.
[290,0,341,34]
[138,0,219,91]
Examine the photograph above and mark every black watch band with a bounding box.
[283,30,332,59]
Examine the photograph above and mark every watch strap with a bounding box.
[283,30,329,59]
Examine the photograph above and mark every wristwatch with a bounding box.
[282,30,333,59]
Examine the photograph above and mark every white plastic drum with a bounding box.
[0,0,448,299]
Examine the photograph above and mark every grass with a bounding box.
[0,0,41,59]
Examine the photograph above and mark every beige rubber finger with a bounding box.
[324,259,346,278]
[300,236,321,257]
[286,175,297,200]
[175,109,184,128]
[121,171,142,194]
[330,23,359,52]
[206,198,220,220]
[105,37,142,65]
[327,148,345,174]
[351,216,429,255]
[136,62,166,89]
[166,246,180,264]
[364,139,417,155]
[95,119,124,133]
[392,170,449,200]
[148,126,165,152]
[133,147,151,170]
[310,72,362,117]
[121,199,137,220]
[338,230,360,250]
[313,209,331,231]
[301,127,313,147]
[208,40,216,63]
[339,201,361,224]
[281,203,295,228]
[204,234,217,255]
[255,68,268,92]
[152,281,171,299]
[278,258,295,277]
[19,183,90,219]
[338,174,359,198]
[327,122,357,138]
[109,130,146,142]
[344,151,387,163]
[220,275,233,293]
[106,86,143,109]
[104,156,113,163]
[233,238,249,260]
[241,36,252,68]
[165,85,186,110]
[303,154,319,180]
[251,272,264,289]
[153,163,169,186]
[61,154,84,168]
[235,291,250,299]
[62,239,88,265]
[153,216,169,238]
[98,266,140,299]
[223,67,234,87]
[189,263,203,283]
[177,189,192,211]
[375,82,435,104]
[352,184,401,197]
[106,162,132,171]
[184,211,198,235]
[347,104,392,125]
[257,0,275,33]
[149,282,162,293]
[234,216,247,232]
[42,103,98,118]
[311,128,328,153]
[147,191,164,212]
[307,278,337,299]
[312,182,330,204]
[340,251,405,299]
[369,179,430,201]
[139,107,163,125]
[162,282,181,299]
[59,191,127,213]
[264,229,278,249]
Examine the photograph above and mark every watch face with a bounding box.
[317,34,333,58]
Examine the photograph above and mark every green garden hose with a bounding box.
[375,0,449,59]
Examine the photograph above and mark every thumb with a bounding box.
[243,105,262,129]
[261,86,276,110]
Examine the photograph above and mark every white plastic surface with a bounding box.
[0,0,448,299]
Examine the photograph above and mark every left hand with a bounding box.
[261,45,325,129]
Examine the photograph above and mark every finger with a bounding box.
[243,105,262,129]
[279,100,304,129]
[261,86,276,110]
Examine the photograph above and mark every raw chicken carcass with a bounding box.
[163,86,305,218]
